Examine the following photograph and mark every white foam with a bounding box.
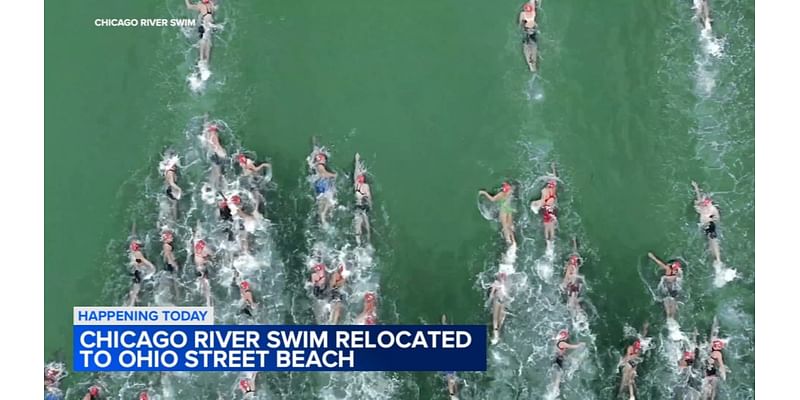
[712,260,737,287]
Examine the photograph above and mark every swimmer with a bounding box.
[695,0,712,31]
[356,292,378,324]
[44,363,66,392]
[229,194,257,253]
[239,280,256,317]
[648,252,682,321]
[239,372,258,398]
[679,329,700,369]
[163,156,183,202]
[312,152,338,226]
[619,322,649,400]
[692,181,722,263]
[237,154,271,177]
[530,162,559,211]
[353,153,372,246]
[551,329,585,388]
[193,237,214,306]
[328,264,347,324]
[518,1,539,72]
[701,317,727,399]
[439,315,460,399]
[161,230,180,274]
[488,272,509,345]
[127,240,155,306]
[204,119,227,188]
[82,386,100,400]
[479,182,517,246]
[561,237,584,286]
[186,0,215,63]
[310,263,327,299]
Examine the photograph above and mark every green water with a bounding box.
[45,0,754,398]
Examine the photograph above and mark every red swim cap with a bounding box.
[231,195,242,205]
[683,351,694,360]
[89,386,100,396]
[365,315,377,325]
[208,124,218,132]
[202,0,210,3]
[501,182,511,193]
[523,3,533,12]
[633,340,642,352]
[130,242,141,252]
[195,240,206,251]
[139,392,149,400]
[240,281,250,290]
[239,379,251,392]
[365,292,376,303]
[712,339,725,350]
[357,174,366,184]
[547,180,557,188]
[162,231,173,242]
[558,330,569,340]
[671,261,682,271]
[703,197,712,206]
[238,154,247,165]
[569,255,579,265]
[314,263,325,272]
[316,153,327,163]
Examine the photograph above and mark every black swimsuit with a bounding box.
[553,341,567,368]
[705,221,718,239]
[132,269,143,284]
[164,243,176,273]
[524,27,538,44]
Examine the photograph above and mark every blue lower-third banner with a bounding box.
[73,325,487,372]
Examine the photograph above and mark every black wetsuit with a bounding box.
[219,205,232,221]
[132,269,143,284]
[524,28,538,44]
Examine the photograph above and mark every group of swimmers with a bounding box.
[306,147,379,326]
[478,168,729,399]
[618,181,727,400]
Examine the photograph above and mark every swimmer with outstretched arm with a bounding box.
[696,0,712,31]
[489,272,509,345]
[561,237,584,312]
[692,181,722,264]
[518,1,539,72]
[328,264,347,324]
[551,329,585,390]
[648,252,682,321]
[185,0,215,63]
[479,182,517,246]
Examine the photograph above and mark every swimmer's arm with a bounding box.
[691,181,703,202]
[551,162,558,177]
[564,342,584,350]
[647,252,668,272]
[518,12,525,27]
[482,191,501,202]
[718,354,727,380]
[640,321,649,337]
[185,0,200,11]
[254,162,271,172]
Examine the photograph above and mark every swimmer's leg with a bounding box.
[709,238,722,263]
[353,214,362,245]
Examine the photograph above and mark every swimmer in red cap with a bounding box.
[561,238,585,312]
[161,230,180,274]
[239,279,256,317]
[518,2,539,72]
[619,322,649,400]
[82,386,100,400]
[238,372,258,398]
[488,272,509,345]
[530,162,558,211]
[692,181,722,264]
[353,153,373,245]
[310,263,328,299]
[237,154,271,177]
[701,317,727,399]
[162,154,183,206]
[551,329,585,391]
[357,292,378,324]
[479,182,517,246]
[647,252,683,321]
